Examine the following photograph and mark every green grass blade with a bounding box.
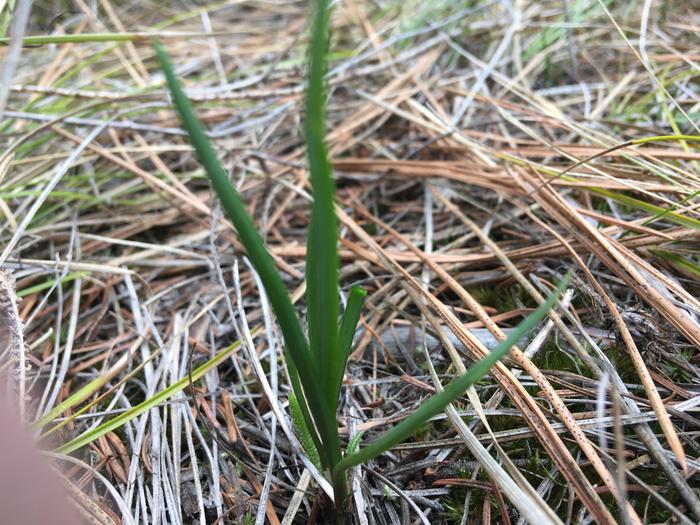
[299,0,345,478]
[154,42,306,364]
[588,187,700,231]
[57,339,242,454]
[37,367,113,430]
[17,271,88,298]
[0,0,15,39]
[332,271,572,482]
[153,41,335,465]
[0,32,226,46]
[40,344,156,439]
[336,286,366,399]
[652,250,700,279]
[346,430,364,456]
[304,0,341,416]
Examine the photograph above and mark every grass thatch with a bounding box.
[1,1,699,523]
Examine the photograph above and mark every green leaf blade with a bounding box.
[304,0,341,416]
[336,285,367,400]
[333,271,573,480]
[152,41,335,467]
[57,339,242,454]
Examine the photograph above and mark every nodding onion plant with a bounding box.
[154,0,571,508]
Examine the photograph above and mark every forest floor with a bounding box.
[1,1,699,523]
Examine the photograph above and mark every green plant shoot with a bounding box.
[149,0,573,507]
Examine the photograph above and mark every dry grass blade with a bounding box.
[335,205,618,524]
[522,169,691,473]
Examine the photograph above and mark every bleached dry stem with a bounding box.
[0,270,27,421]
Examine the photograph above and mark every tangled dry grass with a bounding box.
[1,1,699,523]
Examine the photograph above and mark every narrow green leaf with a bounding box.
[18,271,88,298]
[57,339,241,454]
[153,42,338,468]
[336,285,366,399]
[630,134,700,145]
[652,250,700,279]
[297,0,345,478]
[0,0,16,39]
[154,43,304,364]
[0,32,225,46]
[41,344,155,439]
[346,430,364,456]
[332,271,573,482]
[588,187,700,232]
[304,0,341,416]
[37,368,110,430]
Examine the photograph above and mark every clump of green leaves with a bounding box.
[154,0,570,507]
